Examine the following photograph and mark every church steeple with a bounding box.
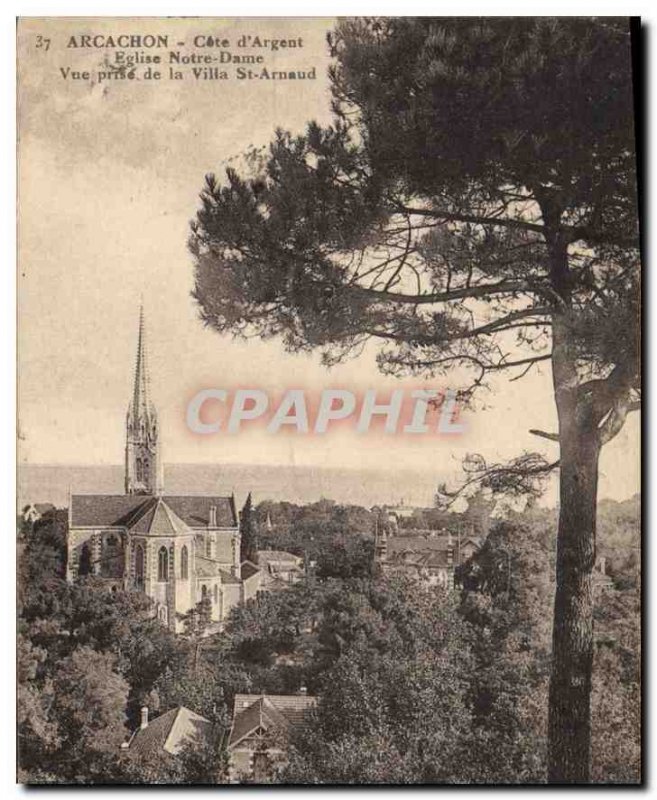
[125,304,163,495]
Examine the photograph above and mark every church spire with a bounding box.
[125,304,163,495]
[131,302,152,422]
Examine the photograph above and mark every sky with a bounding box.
[17,17,640,504]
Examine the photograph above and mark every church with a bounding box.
[66,307,261,632]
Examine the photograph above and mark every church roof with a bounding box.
[128,706,212,757]
[128,497,190,536]
[70,494,238,529]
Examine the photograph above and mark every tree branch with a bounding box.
[598,394,641,445]
[352,278,544,306]
[530,429,560,443]
[393,203,546,236]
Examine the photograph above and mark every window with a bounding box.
[158,546,168,582]
[78,543,92,577]
[135,544,144,585]
[136,457,143,481]
[201,584,208,602]
[180,545,189,580]
[214,584,218,604]
[101,534,121,578]
[206,537,212,558]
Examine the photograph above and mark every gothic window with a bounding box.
[78,543,92,577]
[135,544,144,587]
[201,584,208,602]
[206,537,212,558]
[101,534,121,578]
[214,584,218,604]
[180,546,189,580]
[143,459,149,477]
[158,546,169,582]
[136,457,143,482]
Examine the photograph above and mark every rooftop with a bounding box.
[70,493,238,530]
[128,706,212,757]
[256,550,303,565]
[229,694,316,750]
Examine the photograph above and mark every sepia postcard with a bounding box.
[17,17,642,785]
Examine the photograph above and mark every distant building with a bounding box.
[227,692,316,783]
[124,705,212,760]
[256,550,304,592]
[593,555,615,593]
[21,502,56,524]
[374,528,482,589]
[66,307,261,632]
[380,499,419,527]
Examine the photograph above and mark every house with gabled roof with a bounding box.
[227,692,316,783]
[374,527,483,589]
[66,307,260,632]
[124,705,212,760]
[21,502,56,525]
[255,550,304,592]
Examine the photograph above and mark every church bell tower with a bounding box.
[125,304,163,495]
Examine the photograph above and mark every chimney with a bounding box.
[140,706,149,730]
[209,505,217,528]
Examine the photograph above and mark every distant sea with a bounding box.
[17,463,447,511]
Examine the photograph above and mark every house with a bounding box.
[66,306,261,632]
[124,706,212,758]
[374,530,482,589]
[240,560,263,596]
[256,551,304,592]
[21,502,56,524]
[593,555,615,593]
[380,500,420,528]
[227,692,316,783]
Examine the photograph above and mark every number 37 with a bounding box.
[35,35,51,52]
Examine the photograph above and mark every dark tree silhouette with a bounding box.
[240,493,258,565]
[189,18,640,782]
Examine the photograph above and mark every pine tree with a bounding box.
[190,19,640,782]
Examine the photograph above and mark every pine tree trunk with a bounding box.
[547,315,600,783]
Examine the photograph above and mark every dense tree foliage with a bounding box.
[18,489,639,784]
[17,512,230,783]
[256,498,374,578]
